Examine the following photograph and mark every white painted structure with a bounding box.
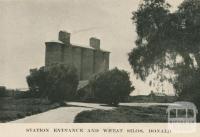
[167,101,198,123]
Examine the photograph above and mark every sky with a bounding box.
[0,0,183,95]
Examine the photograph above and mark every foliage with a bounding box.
[129,0,200,80]
[129,0,200,121]
[0,86,6,97]
[26,67,48,97]
[74,106,167,123]
[26,64,79,102]
[0,98,60,122]
[90,68,134,106]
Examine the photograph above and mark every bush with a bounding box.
[74,106,167,123]
[0,86,6,97]
[90,68,134,106]
[26,64,79,102]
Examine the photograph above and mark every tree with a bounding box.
[90,68,134,106]
[129,0,200,79]
[128,0,200,121]
[26,64,79,102]
[26,67,49,97]
[129,0,200,91]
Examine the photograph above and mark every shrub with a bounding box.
[90,68,134,106]
[0,86,6,97]
[74,106,167,123]
[26,64,79,102]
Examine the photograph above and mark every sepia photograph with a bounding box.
[0,0,199,127]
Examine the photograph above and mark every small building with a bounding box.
[167,101,198,123]
[149,91,167,97]
[45,31,110,80]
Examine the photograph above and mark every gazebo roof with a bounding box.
[167,101,198,113]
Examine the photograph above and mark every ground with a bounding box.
[74,105,168,123]
[0,97,61,122]
[10,102,115,123]
[9,102,172,123]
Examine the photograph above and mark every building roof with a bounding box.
[77,80,89,91]
[46,41,110,53]
[167,101,198,113]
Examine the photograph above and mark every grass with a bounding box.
[74,105,168,123]
[0,97,61,122]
